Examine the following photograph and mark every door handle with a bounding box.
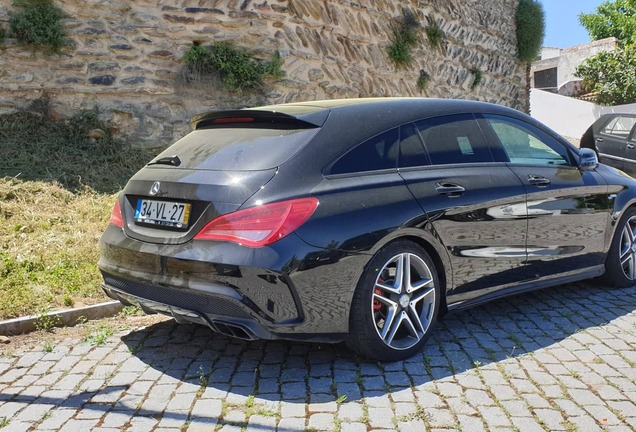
[628,144,635,149]
[596,138,604,143]
[527,175,551,187]
[435,182,465,197]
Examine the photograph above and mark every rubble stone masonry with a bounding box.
[0,0,525,146]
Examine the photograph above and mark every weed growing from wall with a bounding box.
[9,0,69,53]
[181,42,284,93]
[416,70,430,92]
[425,16,445,51]
[470,67,483,90]
[387,8,420,68]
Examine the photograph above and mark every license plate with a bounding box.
[135,199,191,228]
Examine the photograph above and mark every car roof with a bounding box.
[253,97,519,118]
[192,98,526,129]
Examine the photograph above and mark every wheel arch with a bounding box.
[368,229,453,316]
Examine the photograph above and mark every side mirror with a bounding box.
[579,148,598,171]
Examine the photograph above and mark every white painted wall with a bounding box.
[530,89,636,140]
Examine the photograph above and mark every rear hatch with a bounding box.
[120,109,327,245]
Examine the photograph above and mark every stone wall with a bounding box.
[0,0,524,147]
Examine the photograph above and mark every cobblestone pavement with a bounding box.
[1,281,635,432]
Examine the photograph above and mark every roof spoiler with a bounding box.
[191,109,325,130]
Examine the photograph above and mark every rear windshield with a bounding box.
[150,127,320,171]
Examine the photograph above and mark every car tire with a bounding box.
[602,207,636,288]
[346,240,441,361]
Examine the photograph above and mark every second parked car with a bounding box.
[580,113,636,174]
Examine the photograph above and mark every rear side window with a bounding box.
[150,128,320,171]
[414,114,494,165]
[600,116,636,139]
[329,128,399,174]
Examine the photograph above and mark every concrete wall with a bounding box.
[0,0,525,147]
[530,88,636,141]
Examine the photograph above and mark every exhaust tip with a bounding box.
[213,321,257,340]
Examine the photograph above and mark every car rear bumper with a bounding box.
[99,225,370,343]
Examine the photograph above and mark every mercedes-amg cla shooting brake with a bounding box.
[100,98,636,361]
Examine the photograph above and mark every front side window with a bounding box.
[485,115,571,166]
[329,128,399,175]
[601,115,636,139]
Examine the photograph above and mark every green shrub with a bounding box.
[9,0,69,53]
[416,70,430,92]
[182,42,284,93]
[515,0,545,113]
[515,0,545,63]
[387,8,420,68]
[470,67,483,90]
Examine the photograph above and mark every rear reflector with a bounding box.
[109,199,124,228]
[194,197,318,247]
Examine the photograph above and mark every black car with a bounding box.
[100,98,636,361]
[580,113,636,174]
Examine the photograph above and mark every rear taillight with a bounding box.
[109,199,124,228]
[194,197,318,247]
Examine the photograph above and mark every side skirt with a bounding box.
[446,265,605,312]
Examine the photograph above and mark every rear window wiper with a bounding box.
[147,155,181,167]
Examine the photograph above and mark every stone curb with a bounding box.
[0,301,124,336]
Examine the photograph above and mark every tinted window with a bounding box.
[399,123,429,168]
[601,115,636,139]
[330,129,399,174]
[485,115,571,166]
[150,128,319,171]
[414,115,494,165]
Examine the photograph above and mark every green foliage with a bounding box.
[416,70,430,92]
[387,8,420,68]
[182,42,284,93]
[34,307,62,332]
[579,0,636,45]
[470,67,483,90]
[9,0,69,53]
[83,323,115,345]
[425,16,445,51]
[575,46,636,104]
[515,0,545,63]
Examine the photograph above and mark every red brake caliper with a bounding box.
[373,279,384,310]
